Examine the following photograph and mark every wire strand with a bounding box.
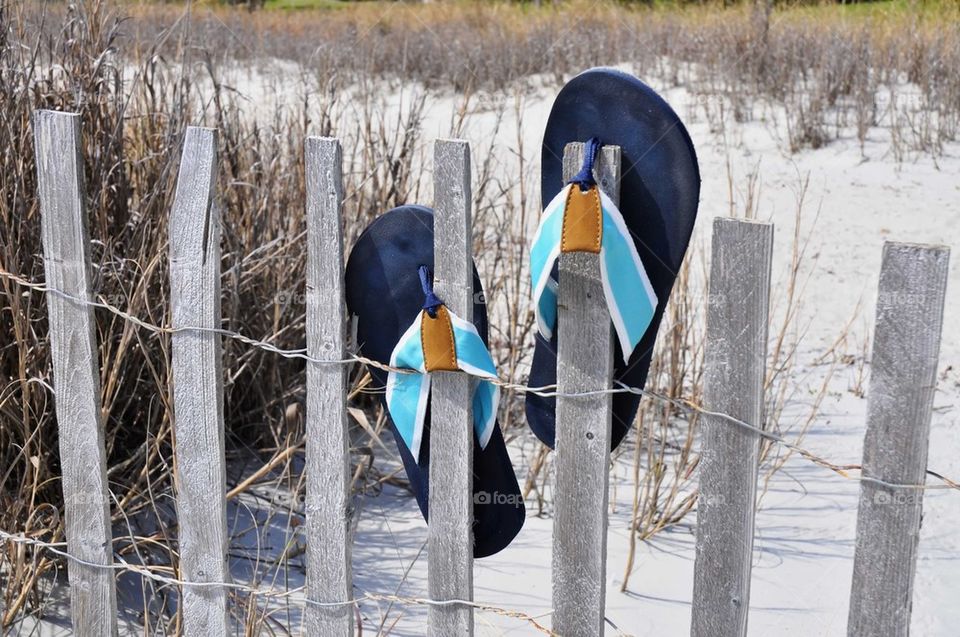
[0,531,556,634]
[2,266,957,494]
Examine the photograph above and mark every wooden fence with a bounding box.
[31,109,950,636]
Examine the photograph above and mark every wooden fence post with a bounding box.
[34,109,119,636]
[428,139,475,636]
[168,126,229,635]
[303,137,353,636]
[552,142,620,636]
[847,242,949,637]
[691,217,774,637]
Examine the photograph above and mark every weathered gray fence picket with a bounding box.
[303,136,354,635]
[691,218,774,637]
[26,110,955,637]
[168,126,230,635]
[428,139,476,635]
[552,141,621,636]
[847,242,950,637]
[34,109,119,637]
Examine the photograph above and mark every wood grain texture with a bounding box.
[168,126,229,636]
[847,242,949,637]
[691,217,774,637]
[428,139,475,636]
[303,137,354,636]
[34,109,119,636]
[552,142,620,637]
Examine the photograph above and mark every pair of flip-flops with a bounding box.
[344,68,700,557]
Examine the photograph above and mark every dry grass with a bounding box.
[115,0,960,155]
[0,0,948,632]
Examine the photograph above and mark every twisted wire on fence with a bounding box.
[2,266,957,494]
[0,530,556,635]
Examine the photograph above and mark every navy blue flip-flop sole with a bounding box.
[526,68,701,450]
[345,205,525,558]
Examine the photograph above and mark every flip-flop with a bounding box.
[345,204,525,558]
[526,68,701,450]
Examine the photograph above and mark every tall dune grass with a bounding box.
[119,0,960,154]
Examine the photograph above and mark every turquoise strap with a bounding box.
[530,184,658,364]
